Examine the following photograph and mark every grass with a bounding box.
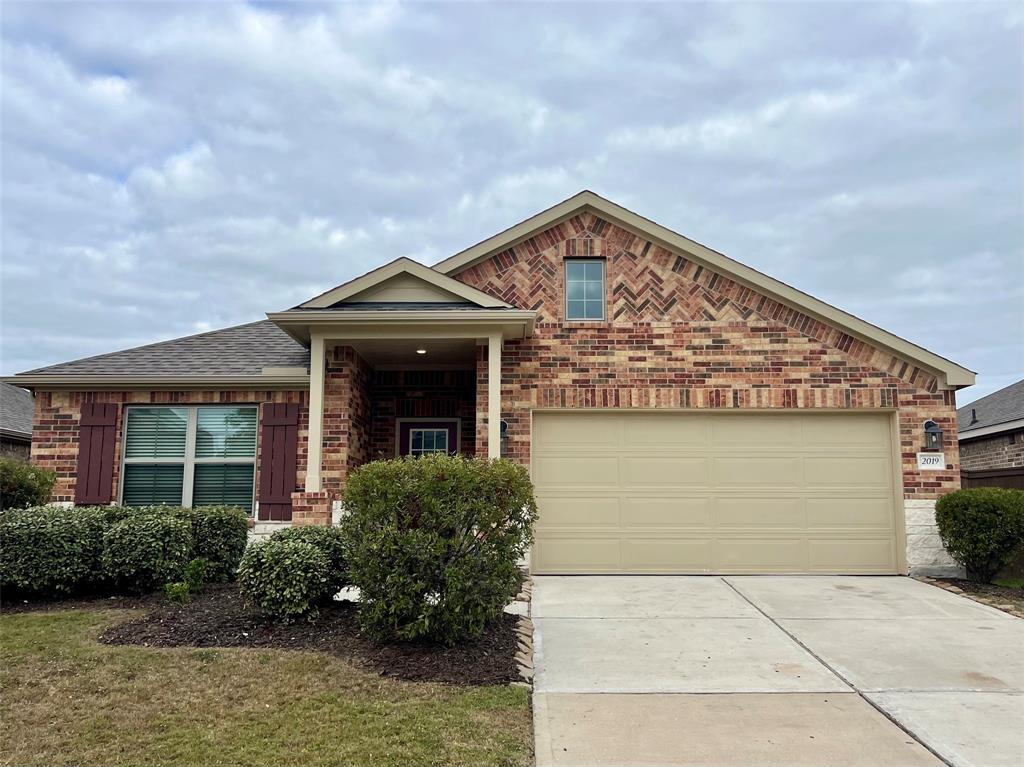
[993,576,1024,589]
[0,608,531,766]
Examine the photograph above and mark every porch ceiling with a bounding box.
[344,338,477,368]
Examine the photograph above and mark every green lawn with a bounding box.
[0,609,531,767]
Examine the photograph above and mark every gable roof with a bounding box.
[0,383,34,440]
[296,257,512,310]
[957,379,1024,438]
[435,190,975,390]
[7,321,309,388]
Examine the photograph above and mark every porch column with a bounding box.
[305,332,325,492]
[488,331,502,459]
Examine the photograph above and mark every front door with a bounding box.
[397,419,460,457]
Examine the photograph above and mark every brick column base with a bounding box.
[291,491,333,526]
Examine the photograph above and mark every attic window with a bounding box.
[565,260,605,321]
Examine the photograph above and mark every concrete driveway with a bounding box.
[532,576,1024,767]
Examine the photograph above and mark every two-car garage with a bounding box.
[530,411,902,575]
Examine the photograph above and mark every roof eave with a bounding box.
[958,417,1024,441]
[0,374,311,391]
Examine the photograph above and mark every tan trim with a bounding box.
[435,190,975,390]
[2,374,310,391]
[888,411,909,575]
[297,257,511,309]
[267,310,536,345]
[305,333,325,493]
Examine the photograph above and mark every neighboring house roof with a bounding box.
[9,321,310,389]
[0,383,34,441]
[957,379,1024,440]
[434,190,975,389]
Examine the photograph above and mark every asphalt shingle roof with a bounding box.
[19,321,309,377]
[1,383,34,437]
[957,379,1024,435]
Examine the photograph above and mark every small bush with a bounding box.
[341,455,537,644]
[269,525,348,600]
[174,506,248,581]
[0,458,56,511]
[101,510,194,592]
[0,506,109,595]
[238,539,329,621]
[183,557,207,594]
[936,488,1024,582]
[164,581,192,603]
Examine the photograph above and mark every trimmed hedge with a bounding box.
[0,457,56,511]
[340,455,537,644]
[268,525,348,600]
[0,504,249,598]
[238,539,329,621]
[936,488,1024,582]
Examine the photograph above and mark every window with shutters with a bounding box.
[121,406,257,512]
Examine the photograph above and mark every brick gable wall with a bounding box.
[458,212,960,503]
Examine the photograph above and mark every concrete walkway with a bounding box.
[532,576,1024,767]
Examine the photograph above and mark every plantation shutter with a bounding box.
[257,403,299,521]
[74,403,119,505]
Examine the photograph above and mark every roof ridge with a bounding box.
[18,319,275,375]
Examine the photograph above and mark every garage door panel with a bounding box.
[622,539,712,571]
[532,411,898,575]
[805,457,890,488]
[623,456,709,487]
[535,495,620,528]
[621,496,712,527]
[715,497,804,527]
[806,498,893,527]
[534,455,620,487]
[712,456,802,488]
[714,538,806,572]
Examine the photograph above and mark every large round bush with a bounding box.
[340,455,537,644]
[0,505,108,595]
[101,509,194,592]
[269,525,348,599]
[238,538,329,621]
[936,488,1024,582]
[175,505,249,582]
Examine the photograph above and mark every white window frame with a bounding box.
[394,417,461,457]
[565,258,606,321]
[119,404,258,510]
[409,428,450,457]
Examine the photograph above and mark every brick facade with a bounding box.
[458,212,960,502]
[959,429,1024,471]
[31,389,309,506]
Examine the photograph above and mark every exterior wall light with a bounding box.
[500,419,509,458]
[415,347,427,355]
[923,420,944,451]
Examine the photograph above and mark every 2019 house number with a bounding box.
[916,452,946,471]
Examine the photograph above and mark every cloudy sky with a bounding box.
[2,2,1021,404]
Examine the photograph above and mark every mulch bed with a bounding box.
[93,585,519,686]
[932,578,1024,614]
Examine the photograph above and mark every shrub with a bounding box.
[269,525,348,600]
[164,581,192,604]
[183,557,207,594]
[174,506,248,581]
[340,455,537,644]
[0,458,56,511]
[0,505,109,595]
[238,539,329,621]
[101,509,194,592]
[936,488,1024,582]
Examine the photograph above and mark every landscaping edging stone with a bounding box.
[512,571,534,687]
[914,575,1024,619]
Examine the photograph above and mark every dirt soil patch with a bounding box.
[97,585,520,685]
[933,578,1024,614]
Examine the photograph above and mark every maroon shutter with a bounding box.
[257,403,299,521]
[74,403,118,505]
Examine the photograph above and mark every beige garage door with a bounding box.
[531,411,900,574]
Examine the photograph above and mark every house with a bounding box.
[4,191,975,575]
[957,379,1024,489]
[0,383,35,460]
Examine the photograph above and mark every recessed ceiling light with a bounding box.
[416,347,427,355]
